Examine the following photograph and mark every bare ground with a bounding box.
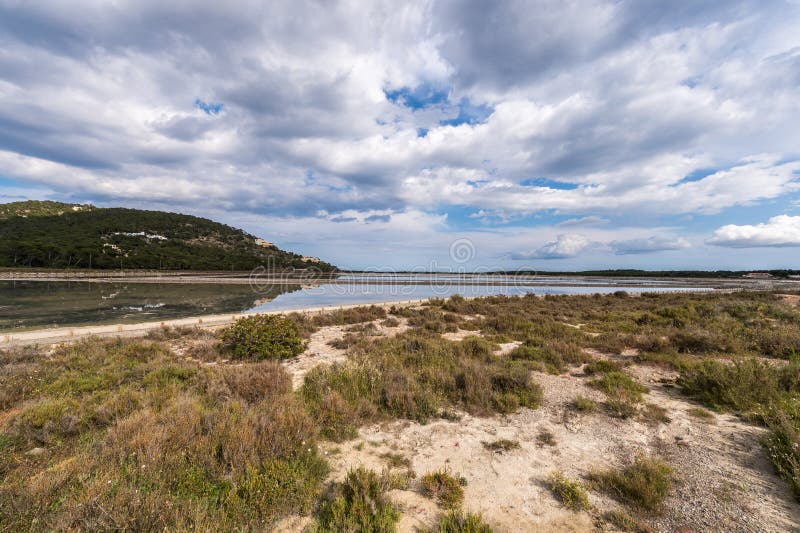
[274,325,800,533]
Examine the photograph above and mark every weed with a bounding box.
[640,403,671,425]
[590,455,672,511]
[435,510,494,532]
[573,395,598,413]
[421,469,465,509]
[536,429,556,447]
[687,407,715,422]
[314,467,399,532]
[584,359,623,375]
[602,509,651,532]
[380,452,411,469]
[588,372,647,402]
[482,439,520,453]
[547,471,590,511]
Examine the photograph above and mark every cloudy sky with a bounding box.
[1,0,800,270]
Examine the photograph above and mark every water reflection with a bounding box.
[0,278,710,331]
[0,280,301,330]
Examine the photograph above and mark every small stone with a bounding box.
[25,447,47,456]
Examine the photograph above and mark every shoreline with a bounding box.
[0,286,744,348]
[0,298,435,348]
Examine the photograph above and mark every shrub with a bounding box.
[547,471,590,511]
[509,339,586,373]
[590,455,672,511]
[640,403,671,425]
[536,429,556,447]
[301,331,542,427]
[677,359,786,415]
[606,398,638,419]
[584,359,623,375]
[221,314,305,360]
[421,469,465,509]
[602,509,648,532]
[588,372,647,403]
[198,361,291,404]
[381,317,400,327]
[687,407,715,422]
[435,510,494,532]
[573,395,598,413]
[763,409,800,500]
[315,467,399,532]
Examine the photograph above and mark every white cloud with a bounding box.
[611,236,690,255]
[707,215,800,247]
[514,234,593,260]
[557,216,609,227]
[1,1,800,268]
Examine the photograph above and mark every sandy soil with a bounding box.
[274,331,800,532]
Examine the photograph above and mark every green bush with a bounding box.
[590,455,672,511]
[314,467,400,532]
[573,395,598,413]
[421,469,465,509]
[221,314,305,360]
[583,359,623,375]
[763,408,800,500]
[677,359,785,415]
[547,471,590,511]
[588,372,647,403]
[435,510,494,532]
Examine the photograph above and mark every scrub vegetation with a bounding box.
[2,290,800,529]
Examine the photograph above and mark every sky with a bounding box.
[1,0,800,271]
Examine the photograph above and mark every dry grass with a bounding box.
[548,471,590,511]
[590,455,673,512]
[421,469,465,509]
[3,289,800,526]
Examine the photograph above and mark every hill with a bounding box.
[0,201,335,271]
[0,200,94,220]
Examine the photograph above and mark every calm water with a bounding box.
[0,278,710,331]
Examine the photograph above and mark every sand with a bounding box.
[270,326,800,532]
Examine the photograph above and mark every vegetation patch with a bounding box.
[421,469,465,509]
[687,406,715,422]
[221,314,305,360]
[301,330,542,437]
[314,467,400,532]
[590,455,673,512]
[536,429,556,447]
[573,395,598,413]
[482,439,520,454]
[547,471,590,511]
[601,509,649,532]
[434,510,494,532]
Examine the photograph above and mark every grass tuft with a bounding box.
[590,455,672,512]
[421,469,465,509]
[547,471,590,511]
[434,510,494,532]
[314,467,400,532]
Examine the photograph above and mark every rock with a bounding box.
[25,447,47,456]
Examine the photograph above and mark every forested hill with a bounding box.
[0,201,335,271]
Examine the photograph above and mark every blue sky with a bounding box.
[1,0,800,270]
